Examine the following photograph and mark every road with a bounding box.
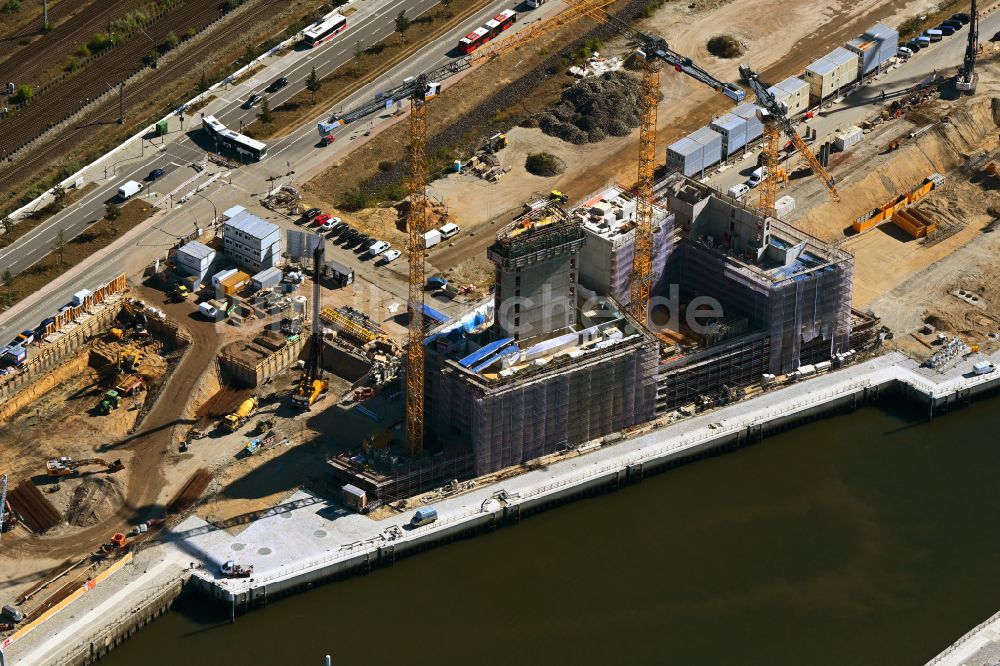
[0,0,566,342]
[701,13,1000,198]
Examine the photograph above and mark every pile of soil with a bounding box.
[67,477,125,527]
[525,152,566,177]
[706,34,744,58]
[533,71,643,145]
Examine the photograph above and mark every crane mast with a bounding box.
[957,0,979,93]
[739,64,839,217]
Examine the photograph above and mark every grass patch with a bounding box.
[0,200,156,311]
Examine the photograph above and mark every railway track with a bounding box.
[0,0,293,200]
[0,0,145,85]
[0,0,229,161]
[0,0,75,45]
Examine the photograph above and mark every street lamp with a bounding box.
[191,190,217,229]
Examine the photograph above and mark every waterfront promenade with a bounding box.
[4,348,1000,665]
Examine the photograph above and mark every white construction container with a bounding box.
[212,268,237,287]
[732,103,764,143]
[803,47,859,101]
[176,241,215,277]
[251,267,283,291]
[72,289,91,306]
[424,229,442,248]
[774,195,795,219]
[221,205,246,222]
[834,126,863,151]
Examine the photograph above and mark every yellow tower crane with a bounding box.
[739,64,839,217]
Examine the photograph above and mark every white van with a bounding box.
[746,167,766,188]
[117,180,143,200]
[727,183,750,200]
[438,222,460,239]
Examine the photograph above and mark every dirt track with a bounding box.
[11,296,221,559]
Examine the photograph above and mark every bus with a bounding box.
[526,0,547,7]
[202,115,268,161]
[457,9,517,54]
[302,11,347,47]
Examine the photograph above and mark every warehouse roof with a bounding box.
[224,211,279,240]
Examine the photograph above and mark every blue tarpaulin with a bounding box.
[458,337,514,368]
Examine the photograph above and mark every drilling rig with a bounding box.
[957,0,979,93]
[292,240,329,410]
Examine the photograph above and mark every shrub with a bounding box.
[525,152,565,177]
[163,31,179,51]
[76,44,91,58]
[378,183,408,203]
[1,0,22,14]
[13,84,33,104]
[105,203,121,220]
[706,35,743,59]
[88,32,112,53]
[339,188,372,212]
[377,160,394,172]
[65,57,78,73]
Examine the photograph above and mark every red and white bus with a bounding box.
[457,9,517,54]
[302,11,347,47]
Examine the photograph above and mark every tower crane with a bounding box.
[332,0,745,453]
[957,0,979,93]
[739,64,839,218]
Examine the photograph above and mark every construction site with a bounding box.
[4,0,1000,658]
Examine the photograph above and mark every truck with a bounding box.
[410,506,438,527]
[224,397,258,431]
[117,180,144,200]
[220,560,253,578]
[973,361,996,375]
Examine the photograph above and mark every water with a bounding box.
[105,397,1000,666]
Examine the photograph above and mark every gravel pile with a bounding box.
[535,71,642,144]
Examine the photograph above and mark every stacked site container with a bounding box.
[846,23,898,78]
[733,103,764,143]
[710,113,748,157]
[766,76,809,116]
[668,127,723,177]
[803,47,860,102]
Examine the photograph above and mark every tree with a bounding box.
[351,40,364,77]
[53,227,66,267]
[105,203,121,220]
[2,269,14,305]
[1,217,13,247]
[258,96,272,124]
[305,66,320,100]
[14,84,33,104]
[394,10,410,44]
[197,70,209,93]
[51,185,67,212]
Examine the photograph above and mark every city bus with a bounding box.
[202,115,268,160]
[457,9,517,54]
[526,0,547,7]
[302,11,347,47]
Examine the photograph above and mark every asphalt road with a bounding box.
[0,0,563,342]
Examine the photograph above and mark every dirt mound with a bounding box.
[706,34,743,58]
[67,476,125,527]
[534,71,643,144]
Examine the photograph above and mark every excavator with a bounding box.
[46,457,124,477]
[292,242,329,411]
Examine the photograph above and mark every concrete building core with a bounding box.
[570,184,673,306]
[659,174,854,380]
[488,205,584,341]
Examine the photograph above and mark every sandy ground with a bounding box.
[427,0,944,233]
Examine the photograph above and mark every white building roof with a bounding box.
[224,211,279,241]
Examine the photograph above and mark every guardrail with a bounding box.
[924,609,1000,666]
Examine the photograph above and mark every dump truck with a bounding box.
[46,457,124,477]
[224,397,258,431]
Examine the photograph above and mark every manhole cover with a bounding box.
[231,543,245,551]
[257,547,272,555]
[313,530,327,538]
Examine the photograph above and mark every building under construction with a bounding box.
[653,174,856,409]
[424,206,659,476]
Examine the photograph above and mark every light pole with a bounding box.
[192,190,217,228]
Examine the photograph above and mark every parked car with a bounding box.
[906,39,923,51]
[313,213,332,227]
[941,19,963,30]
[2,605,24,623]
[328,220,348,235]
[438,222,460,239]
[951,12,971,24]
[924,29,942,42]
[16,330,34,346]
[34,317,55,336]
[320,134,335,147]
[302,207,322,220]
[148,167,166,181]
[242,93,262,109]
[366,240,391,257]
[380,249,401,264]
[318,216,341,231]
[936,24,956,36]
[410,507,438,527]
[916,35,931,48]
[897,46,914,59]
[266,76,288,93]
[746,167,766,188]
[354,234,372,250]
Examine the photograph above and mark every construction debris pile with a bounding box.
[567,53,624,78]
[533,71,643,144]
